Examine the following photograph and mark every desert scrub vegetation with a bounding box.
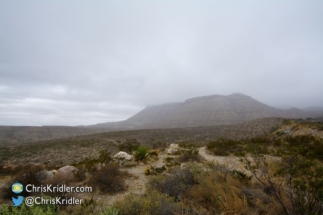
[163,157,181,168]
[113,190,181,215]
[145,163,254,214]
[0,163,45,199]
[207,138,245,156]
[0,200,58,215]
[145,165,166,175]
[133,145,149,161]
[73,150,112,173]
[243,153,323,215]
[176,148,203,163]
[117,139,140,154]
[89,162,126,194]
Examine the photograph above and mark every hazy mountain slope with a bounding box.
[95,93,319,129]
[1,93,321,145]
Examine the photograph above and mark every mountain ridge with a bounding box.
[93,93,322,129]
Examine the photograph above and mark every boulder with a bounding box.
[57,165,78,180]
[36,170,54,182]
[49,170,57,175]
[113,151,135,165]
[167,143,180,155]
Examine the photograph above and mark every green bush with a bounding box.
[0,195,58,215]
[99,207,119,215]
[133,145,149,161]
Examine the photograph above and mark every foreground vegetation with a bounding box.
[0,120,322,214]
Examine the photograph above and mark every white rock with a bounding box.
[113,151,134,165]
[49,170,57,175]
[113,151,133,160]
[167,143,180,155]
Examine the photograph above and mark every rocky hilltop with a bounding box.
[94,93,319,129]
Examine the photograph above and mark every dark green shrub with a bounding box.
[133,145,149,161]
[0,196,58,214]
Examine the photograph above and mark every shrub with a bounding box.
[90,163,125,193]
[164,157,181,168]
[114,190,179,215]
[97,150,112,163]
[74,150,112,173]
[148,150,158,157]
[99,207,119,215]
[0,163,45,199]
[118,139,140,154]
[151,142,168,150]
[231,170,252,185]
[211,147,230,156]
[177,148,202,163]
[149,167,196,201]
[145,165,166,175]
[183,164,248,214]
[133,145,149,161]
[0,200,58,215]
[207,139,243,156]
[244,153,323,215]
[276,131,285,136]
[178,142,197,149]
[282,119,292,125]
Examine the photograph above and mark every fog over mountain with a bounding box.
[1,1,322,126]
[1,93,322,144]
[93,93,321,129]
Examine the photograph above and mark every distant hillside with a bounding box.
[0,126,108,145]
[1,93,322,145]
[1,117,283,165]
[303,106,323,115]
[93,93,321,129]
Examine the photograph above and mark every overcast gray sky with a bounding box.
[0,1,322,126]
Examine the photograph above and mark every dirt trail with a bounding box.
[96,147,249,206]
[199,147,246,172]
